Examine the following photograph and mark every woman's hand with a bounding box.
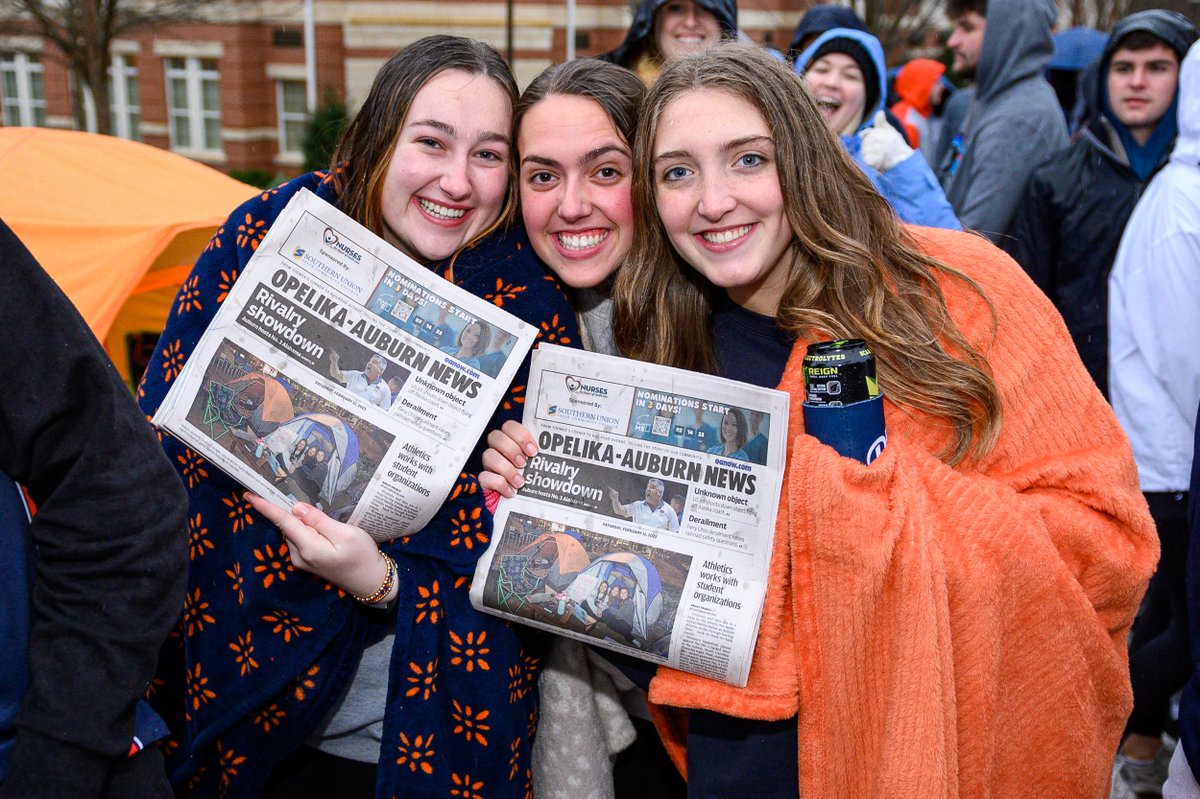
[479,420,538,498]
[245,492,395,602]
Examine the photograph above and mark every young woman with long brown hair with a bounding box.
[609,41,1156,797]
[138,36,578,798]
[486,41,1156,797]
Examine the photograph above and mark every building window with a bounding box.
[165,56,220,152]
[110,54,140,141]
[276,79,307,157]
[1,51,46,127]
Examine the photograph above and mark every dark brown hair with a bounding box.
[515,58,646,148]
[1113,29,1183,59]
[946,0,987,19]
[329,36,519,257]
[612,42,1002,464]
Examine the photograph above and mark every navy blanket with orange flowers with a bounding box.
[137,171,579,798]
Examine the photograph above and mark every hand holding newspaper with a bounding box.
[153,190,537,542]
[470,345,789,687]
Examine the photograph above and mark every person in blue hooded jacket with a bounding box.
[796,28,961,230]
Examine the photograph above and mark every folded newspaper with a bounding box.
[152,189,538,542]
[470,344,789,687]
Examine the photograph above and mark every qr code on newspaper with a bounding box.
[652,414,672,437]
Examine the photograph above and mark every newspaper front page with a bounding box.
[153,189,537,542]
[470,344,789,687]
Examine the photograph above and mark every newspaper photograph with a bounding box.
[470,344,790,686]
[152,189,537,542]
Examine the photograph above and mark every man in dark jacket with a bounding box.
[0,220,187,797]
[1005,10,1197,398]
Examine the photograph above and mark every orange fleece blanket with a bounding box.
[648,227,1158,797]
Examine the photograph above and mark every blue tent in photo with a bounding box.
[567,552,664,640]
[271,413,360,503]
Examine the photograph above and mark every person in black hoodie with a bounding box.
[1004,9,1197,400]
[599,0,736,84]
[0,219,187,798]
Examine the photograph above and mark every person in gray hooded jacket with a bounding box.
[935,0,1067,241]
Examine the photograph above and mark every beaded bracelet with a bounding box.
[352,550,397,605]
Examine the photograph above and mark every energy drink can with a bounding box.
[802,338,886,464]
[802,339,878,407]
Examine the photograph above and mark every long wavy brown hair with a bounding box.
[329,36,519,261]
[612,42,1002,464]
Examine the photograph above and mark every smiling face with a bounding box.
[720,410,739,444]
[653,88,794,316]
[380,69,513,262]
[1107,42,1180,145]
[804,52,868,135]
[654,0,723,62]
[519,94,634,289]
[459,321,483,350]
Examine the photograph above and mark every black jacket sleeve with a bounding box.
[1003,166,1060,297]
[0,220,187,797]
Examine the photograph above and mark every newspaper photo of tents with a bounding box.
[184,338,394,519]
[480,512,691,660]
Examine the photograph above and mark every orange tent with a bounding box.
[227,372,296,424]
[0,127,256,385]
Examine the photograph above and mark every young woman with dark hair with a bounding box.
[138,35,578,799]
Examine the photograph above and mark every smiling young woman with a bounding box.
[610,41,1157,798]
[138,35,578,799]
[599,0,737,84]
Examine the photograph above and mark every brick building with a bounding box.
[0,0,820,176]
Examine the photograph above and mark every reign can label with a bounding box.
[802,339,878,407]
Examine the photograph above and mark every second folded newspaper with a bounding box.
[470,344,789,687]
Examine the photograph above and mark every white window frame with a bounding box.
[275,78,307,158]
[165,55,221,153]
[1,51,46,127]
[110,53,140,141]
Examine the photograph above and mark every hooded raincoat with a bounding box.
[797,28,960,230]
[935,0,1068,240]
[1005,10,1198,397]
[891,58,947,153]
[1108,40,1200,494]
[599,0,737,82]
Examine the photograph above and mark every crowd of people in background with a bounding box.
[2,0,1200,797]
